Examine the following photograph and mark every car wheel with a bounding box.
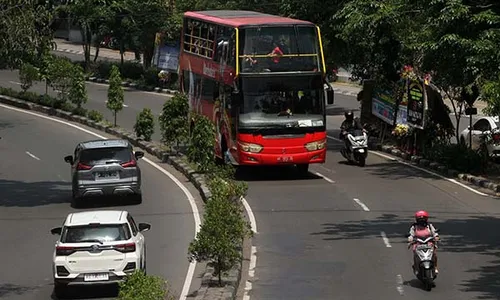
[54,282,67,299]
[131,194,142,205]
[71,192,81,209]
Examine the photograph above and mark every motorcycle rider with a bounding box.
[340,111,365,154]
[408,210,440,274]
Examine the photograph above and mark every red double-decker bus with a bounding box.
[179,10,334,174]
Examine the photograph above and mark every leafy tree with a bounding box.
[187,113,216,171]
[0,0,54,68]
[482,74,500,117]
[158,92,189,152]
[18,63,40,92]
[46,56,75,102]
[188,176,251,286]
[134,108,155,141]
[118,270,174,300]
[68,64,88,110]
[124,0,174,69]
[107,65,125,126]
[64,0,112,69]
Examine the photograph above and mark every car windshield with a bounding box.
[79,147,131,165]
[62,224,131,243]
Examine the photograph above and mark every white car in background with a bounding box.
[50,210,151,297]
[459,116,500,159]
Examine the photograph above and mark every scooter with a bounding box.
[340,129,368,167]
[407,231,439,291]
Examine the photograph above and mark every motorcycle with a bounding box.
[406,230,439,291]
[340,129,368,167]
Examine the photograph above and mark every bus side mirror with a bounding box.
[327,89,334,105]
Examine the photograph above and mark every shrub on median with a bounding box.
[159,92,189,152]
[423,140,487,174]
[118,270,174,300]
[134,108,155,141]
[188,175,251,287]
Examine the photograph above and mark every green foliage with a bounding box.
[18,63,40,92]
[118,270,173,300]
[46,56,75,102]
[188,176,251,286]
[68,64,88,109]
[187,113,216,171]
[0,0,54,68]
[87,109,104,122]
[123,0,174,69]
[482,74,500,117]
[423,141,486,174]
[134,108,155,141]
[0,86,75,112]
[158,92,189,151]
[107,65,125,126]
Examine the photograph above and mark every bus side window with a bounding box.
[228,29,236,67]
[184,19,193,52]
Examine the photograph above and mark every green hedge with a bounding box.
[76,60,179,90]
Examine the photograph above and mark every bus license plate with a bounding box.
[277,156,293,162]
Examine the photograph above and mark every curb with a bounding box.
[367,142,500,194]
[87,76,178,95]
[0,94,241,300]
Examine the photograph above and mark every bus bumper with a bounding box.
[237,149,326,165]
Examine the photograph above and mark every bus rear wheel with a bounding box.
[296,164,309,175]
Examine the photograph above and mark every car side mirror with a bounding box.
[138,223,151,232]
[134,151,144,160]
[404,233,411,238]
[64,155,73,164]
[434,229,440,233]
[327,89,334,105]
[51,227,62,235]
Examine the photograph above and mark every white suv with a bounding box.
[50,210,151,297]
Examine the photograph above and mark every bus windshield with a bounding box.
[239,74,325,128]
[238,26,321,73]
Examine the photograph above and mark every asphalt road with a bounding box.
[0,68,169,142]
[235,103,500,299]
[3,52,499,299]
[0,106,203,299]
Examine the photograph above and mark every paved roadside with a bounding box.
[53,38,141,63]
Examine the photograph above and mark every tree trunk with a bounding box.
[114,111,117,127]
[217,258,222,286]
[81,26,92,71]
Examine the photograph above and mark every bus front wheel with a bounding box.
[296,164,309,175]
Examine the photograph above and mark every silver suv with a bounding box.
[64,139,144,207]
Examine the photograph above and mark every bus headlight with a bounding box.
[305,139,326,151]
[239,142,263,153]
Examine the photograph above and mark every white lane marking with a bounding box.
[25,151,40,161]
[380,231,392,248]
[243,246,257,300]
[242,197,258,234]
[0,104,200,300]
[396,274,404,295]
[9,81,21,85]
[327,135,489,197]
[314,171,335,183]
[353,198,370,211]
[105,100,128,108]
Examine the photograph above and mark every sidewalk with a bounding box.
[53,38,140,62]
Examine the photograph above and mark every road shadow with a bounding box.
[74,195,139,209]
[326,106,360,116]
[0,179,71,207]
[52,284,118,299]
[363,162,438,180]
[235,165,322,182]
[310,214,500,297]
[0,284,36,298]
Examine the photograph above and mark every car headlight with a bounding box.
[305,139,326,151]
[239,142,263,153]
